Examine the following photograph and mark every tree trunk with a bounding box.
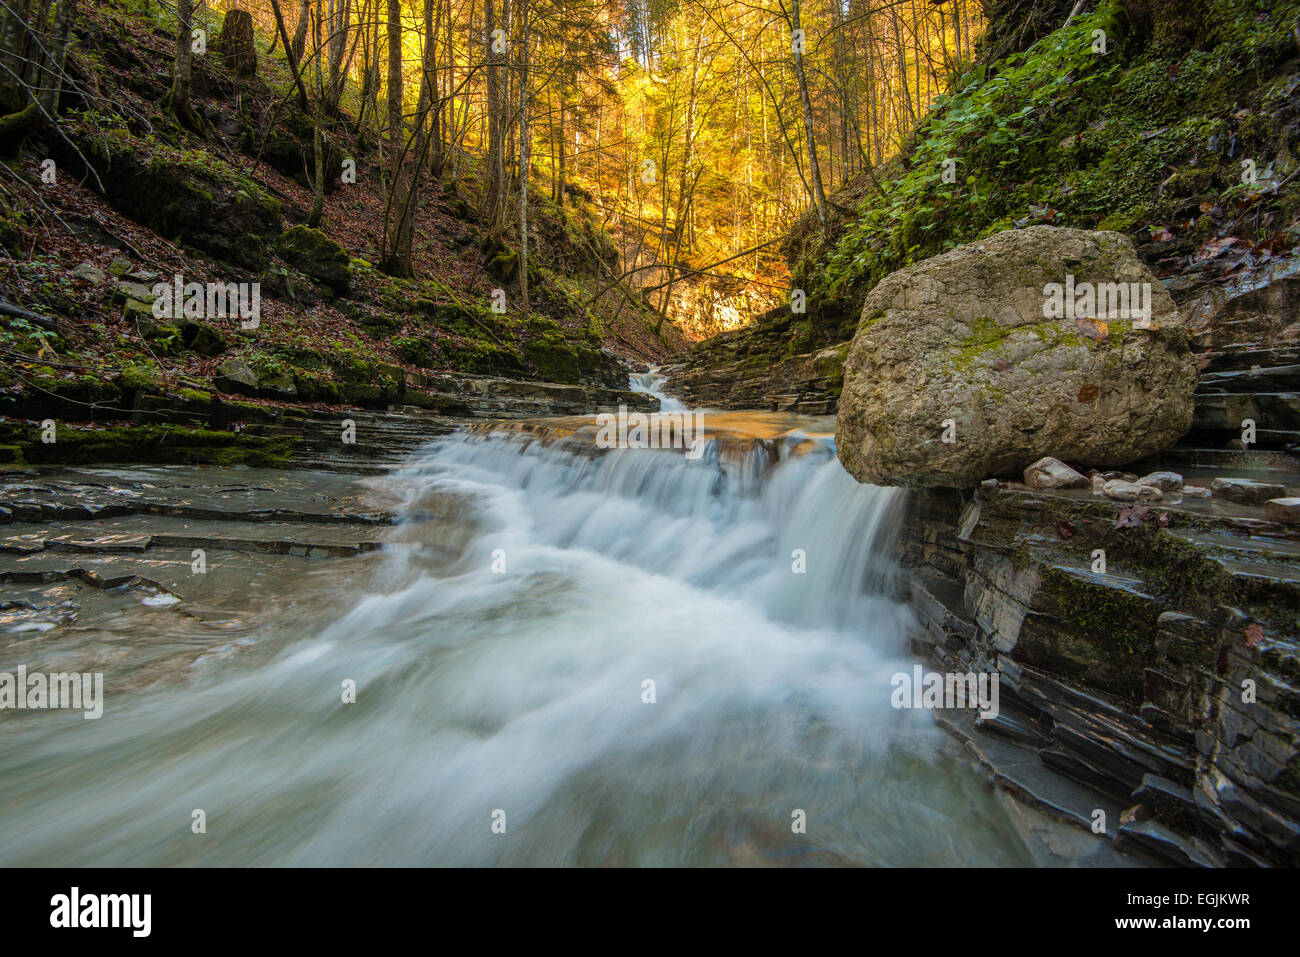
[555,34,566,208]
[380,0,410,275]
[38,0,76,112]
[214,7,257,77]
[390,0,438,272]
[22,0,49,90]
[326,0,350,112]
[291,0,310,63]
[306,1,326,227]
[484,0,505,228]
[269,0,311,109]
[164,0,202,130]
[428,0,444,177]
[518,2,530,313]
[791,0,827,227]
[0,101,42,156]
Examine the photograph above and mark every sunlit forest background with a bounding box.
[197,0,983,335]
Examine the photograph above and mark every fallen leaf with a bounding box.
[1199,236,1241,259]
[1077,383,1099,402]
[1076,317,1109,341]
[1115,504,1151,528]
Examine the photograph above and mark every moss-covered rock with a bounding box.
[57,134,283,270]
[393,335,435,367]
[1,372,122,421]
[836,226,1198,487]
[291,370,343,403]
[359,312,398,337]
[443,339,526,377]
[214,358,260,396]
[481,234,520,284]
[524,338,581,384]
[175,318,228,356]
[116,362,161,394]
[0,421,293,468]
[276,226,351,296]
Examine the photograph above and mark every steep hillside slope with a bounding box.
[0,0,681,464]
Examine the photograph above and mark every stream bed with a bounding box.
[0,413,1122,865]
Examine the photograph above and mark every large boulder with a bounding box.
[836,226,1197,487]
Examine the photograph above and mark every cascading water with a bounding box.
[0,414,1053,866]
[629,366,688,412]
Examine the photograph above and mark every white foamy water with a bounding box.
[629,367,689,412]
[0,420,1045,865]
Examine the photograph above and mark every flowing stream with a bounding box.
[0,398,1076,866]
[629,366,688,412]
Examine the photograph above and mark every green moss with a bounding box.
[291,370,343,403]
[786,319,814,356]
[1030,324,1086,349]
[393,335,434,367]
[0,422,293,467]
[813,342,850,396]
[798,0,1300,317]
[952,315,1016,370]
[325,346,375,382]
[524,335,581,384]
[444,340,525,376]
[1042,565,1159,649]
[359,313,399,337]
[486,246,519,283]
[22,373,121,408]
[403,390,471,414]
[276,225,351,294]
[270,343,329,371]
[183,181,214,204]
[118,362,160,393]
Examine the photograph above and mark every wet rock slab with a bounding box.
[0,467,399,634]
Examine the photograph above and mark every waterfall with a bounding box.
[402,428,906,630]
[629,366,689,412]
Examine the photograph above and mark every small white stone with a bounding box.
[1211,477,1288,505]
[1103,479,1163,502]
[1137,470,1184,492]
[1024,456,1090,489]
[1265,498,1300,524]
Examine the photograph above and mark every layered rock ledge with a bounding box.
[897,467,1299,866]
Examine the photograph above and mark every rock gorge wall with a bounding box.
[894,462,1299,866]
[845,232,1300,866]
[657,301,854,414]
